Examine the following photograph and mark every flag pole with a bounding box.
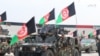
[75,15,78,26]
[73,1,78,27]
[74,1,78,37]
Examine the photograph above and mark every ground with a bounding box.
[82,51,98,56]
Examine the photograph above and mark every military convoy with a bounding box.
[16,25,81,56]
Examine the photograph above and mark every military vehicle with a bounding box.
[17,25,81,56]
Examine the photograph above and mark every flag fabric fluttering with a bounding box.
[96,29,100,36]
[10,35,18,45]
[68,30,77,37]
[17,24,28,40]
[0,11,7,22]
[88,32,93,38]
[26,17,36,35]
[56,2,76,23]
[39,8,55,25]
[17,17,36,40]
[93,30,96,36]
[10,17,36,45]
[73,30,77,37]
[88,30,96,38]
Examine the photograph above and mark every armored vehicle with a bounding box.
[17,25,81,56]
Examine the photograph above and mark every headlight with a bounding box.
[32,47,36,51]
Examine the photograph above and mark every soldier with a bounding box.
[4,47,14,56]
[0,39,3,55]
[80,30,86,39]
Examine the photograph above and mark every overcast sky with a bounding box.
[0,0,100,25]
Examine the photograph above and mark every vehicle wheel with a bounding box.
[59,50,69,56]
[41,50,54,56]
[74,49,80,56]
[79,51,82,56]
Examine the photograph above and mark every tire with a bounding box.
[74,49,80,56]
[41,50,54,56]
[59,50,69,56]
[79,51,82,56]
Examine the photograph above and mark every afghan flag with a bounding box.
[10,17,36,45]
[73,30,77,37]
[88,30,96,38]
[96,29,100,36]
[10,35,18,45]
[17,17,36,40]
[93,30,96,36]
[0,11,7,22]
[56,2,75,23]
[88,32,93,38]
[39,8,55,25]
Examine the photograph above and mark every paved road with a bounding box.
[82,51,99,56]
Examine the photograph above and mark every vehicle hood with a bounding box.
[81,42,91,46]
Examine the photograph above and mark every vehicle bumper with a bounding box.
[80,45,91,51]
[19,51,42,56]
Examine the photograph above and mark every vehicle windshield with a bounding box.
[81,39,95,43]
[24,36,35,43]
[24,35,56,43]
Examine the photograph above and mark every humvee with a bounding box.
[17,25,81,56]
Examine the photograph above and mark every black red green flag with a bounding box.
[96,29,100,36]
[0,11,7,22]
[39,8,55,25]
[17,17,36,40]
[10,17,36,45]
[17,24,28,40]
[56,2,76,23]
[26,17,36,35]
[88,29,96,38]
[73,30,77,37]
